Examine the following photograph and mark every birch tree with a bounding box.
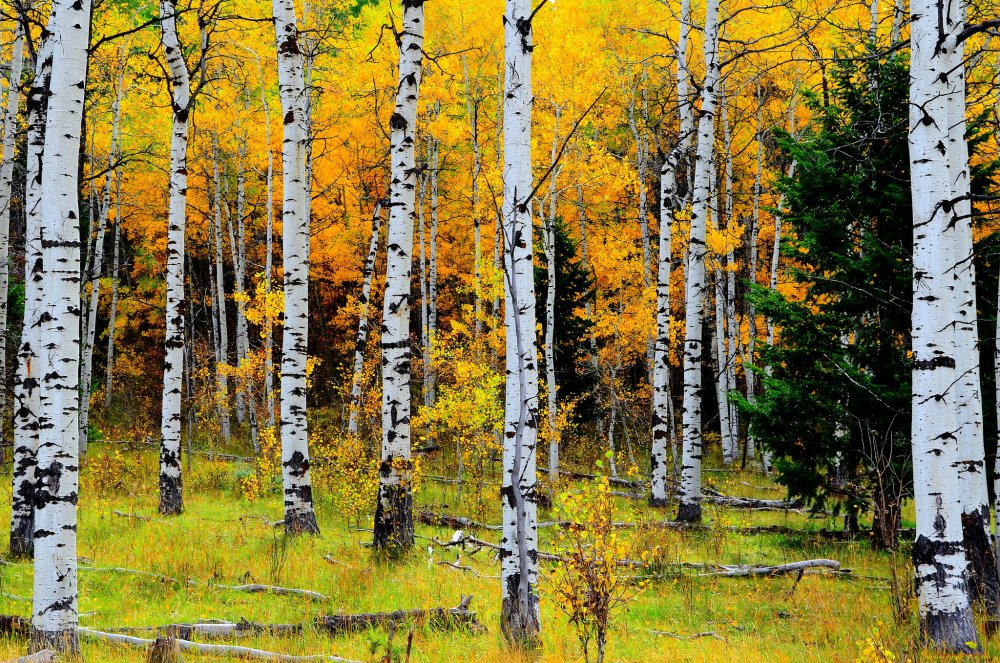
[373,0,424,551]
[651,0,693,506]
[0,25,23,437]
[9,29,52,559]
[31,0,92,650]
[273,0,320,535]
[907,0,989,648]
[348,199,382,435]
[158,0,193,515]
[677,0,720,524]
[499,0,541,645]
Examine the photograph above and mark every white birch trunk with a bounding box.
[9,34,52,559]
[0,26,23,437]
[211,149,232,442]
[891,0,905,42]
[545,107,560,484]
[158,0,191,516]
[711,185,734,465]
[651,141,681,507]
[373,0,424,551]
[261,65,276,429]
[908,0,980,648]
[677,0,720,524]
[722,103,739,452]
[273,0,320,534]
[743,91,765,462]
[105,50,127,412]
[348,200,382,435]
[32,0,92,649]
[500,0,540,644]
[428,137,439,408]
[419,166,429,408]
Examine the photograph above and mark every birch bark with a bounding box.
[677,0,720,524]
[9,32,52,559]
[908,0,980,649]
[499,0,541,645]
[273,0,320,534]
[348,200,382,435]
[372,0,424,551]
[158,0,191,516]
[31,0,92,650]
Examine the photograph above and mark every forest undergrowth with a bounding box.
[0,442,979,662]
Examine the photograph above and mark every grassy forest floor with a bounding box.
[0,442,991,662]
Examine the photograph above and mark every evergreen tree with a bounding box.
[535,218,597,418]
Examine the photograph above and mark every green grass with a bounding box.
[0,444,991,661]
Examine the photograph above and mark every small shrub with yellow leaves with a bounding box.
[550,459,650,663]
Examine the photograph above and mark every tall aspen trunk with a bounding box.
[31,0,91,650]
[743,89,765,462]
[545,106,560,484]
[0,26,23,441]
[890,0,905,42]
[677,0,720,524]
[260,62,276,429]
[348,199,382,435]
[158,0,191,516]
[232,142,250,426]
[651,141,682,507]
[419,167,430,408]
[9,35,52,559]
[105,49,127,412]
[428,136,439,409]
[710,169,734,465]
[211,148,232,442]
[499,0,540,645]
[908,0,980,649]
[373,0,424,551]
[464,57,483,336]
[273,0,320,535]
[722,101,739,452]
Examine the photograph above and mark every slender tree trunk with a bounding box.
[373,0,424,551]
[722,101,739,452]
[31,0,92,650]
[651,141,682,507]
[232,143,250,425]
[428,136,439,408]
[261,63,276,429]
[211,146,232,442]
[711,190,734,464]
[273,0,320,535]
[869,0,880,41]
[419,163,429,408]
[0,26,23,443]
[158,0,191,516]
[10,33,52,559]
[908,0,980,649]
[743,88,765,462]
[676,0,720,524]
[545,106,560,484]
[105,68,125,412]
[464,56,483,337]
[348,200,382,436]
[890,0,904,42]
[499,0,540,646]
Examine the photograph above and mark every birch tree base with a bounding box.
[676,501,701,524]
[159,472,182,516]
[373,482,414,552]
[499,592,540,649]
[29,629,78,657]
[961,507,1000,613]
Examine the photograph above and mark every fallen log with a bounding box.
[563,471,646,489]
[0,650,56,663]
[649,629,725,641]
[74,564,326,600]
[100,596,482,640]
[77,627,362,662]
[705,559,841,577]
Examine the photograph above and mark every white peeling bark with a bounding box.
[722,102,739,456]
[260,61,276,429]
[710,172,735,465]
[10,34,52,559]
[373,0,424,551]
[273,0,320,535]
[499,0,540,645]
[105,47,127,412]
[428,137,439,409]
[32,0,92,650]
[464,56,483,337]
[743,90,765,462]
[677,0,720,524]
[211,146,232,442]
[908,0,980,649]
[0,26,23,438]
[348,199,382,436]
[158,0,191,516]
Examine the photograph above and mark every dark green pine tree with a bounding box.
[737,53,914,548]
[535,218,597,420]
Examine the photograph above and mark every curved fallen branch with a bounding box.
[75,564,326,600]
[0,650,56,663]
[649,629,725,641]
[78,627,361,661]
[704,559,841,577]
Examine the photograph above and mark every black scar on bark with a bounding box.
[29,626,79,656]
[961,507,1000,616]
[159,471,183,516]
[675,500,701,524]
[500,573,540,648]
[373,481,414,554]
[285,502,320,535]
